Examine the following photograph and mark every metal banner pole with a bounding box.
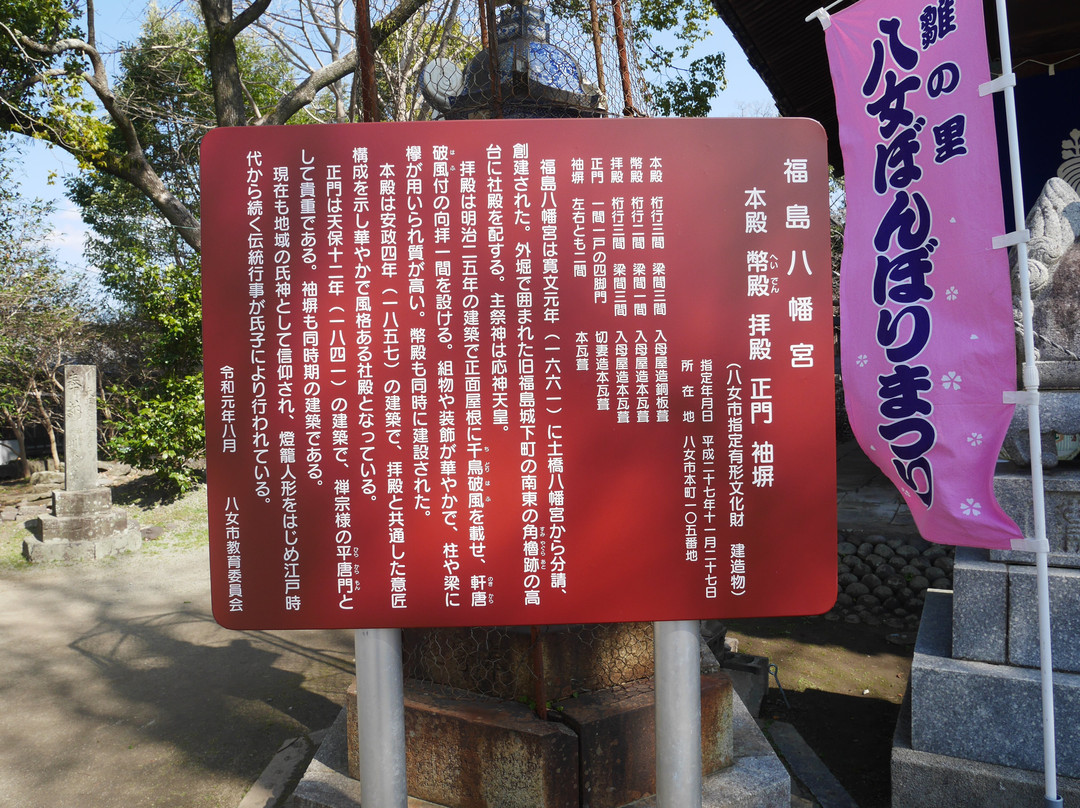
[354,628,408,807]
[987,1,1061,804]
[654,620,702,808]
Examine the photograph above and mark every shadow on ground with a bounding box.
[766,687,901,808]
[0,553,355,808]
[728,615,914,808]
[110,471,206,509]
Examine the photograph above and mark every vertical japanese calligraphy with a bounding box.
[202,117,837,629]
[826,0,1023,550]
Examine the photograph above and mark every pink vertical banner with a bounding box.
[826,0,1025,549]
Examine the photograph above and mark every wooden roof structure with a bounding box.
[710,0,1080,172]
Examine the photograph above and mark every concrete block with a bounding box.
[716,654,769,717]
[1004,389,1080,467]
[558,674,733,808]
[626,694,789,808]
[287,710,445,808]
[893,689,1080,808]
[239,735,315,808]
[1007,563,1080,673]
[34,510,131,542]
[910,591,1080,778]
[22,528,142,562]
[347,680,579,808]
[951,546,1007,664]
[294,689,786,808]
[1032,361,1080,389]
[559,679,655,808]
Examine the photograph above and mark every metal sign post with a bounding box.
[654,620,703,808]
[355,628,408,807]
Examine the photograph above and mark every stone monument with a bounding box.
[893,178,1080,805]
[23,365,142,562]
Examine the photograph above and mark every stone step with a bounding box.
[893,685,1080,808]
[910,591,1080,779]
[34,510,130,542]
[952,546,1080,673]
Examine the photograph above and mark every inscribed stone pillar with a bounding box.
[64,365,98,492]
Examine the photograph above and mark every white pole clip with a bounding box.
[979,73,1017,97]
[1011,537,1052,554]
[992,229,1030,250]
[1004,390,1039,407]
[805,8,831,29]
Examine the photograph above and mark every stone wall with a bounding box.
[827,533,953,628]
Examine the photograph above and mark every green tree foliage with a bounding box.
[1,0,727,489]
[107,373,207,492]
[0,0,84,121]
[0,146,94,476]
[634,0,726,116]
[64,11,302,491]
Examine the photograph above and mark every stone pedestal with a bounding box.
[892,464,1080,806]
[344,674,733,808]
[24,488,142,562]
[22,365,141,563]
[401,623,655,703]
[1003,389,1080,467]
[289,639,790,808]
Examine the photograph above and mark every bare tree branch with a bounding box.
[228,0,274,38]
[4,0,439,252]
[5,26,203,251]
[258,0,432,125]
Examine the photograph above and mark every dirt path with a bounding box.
[0,478,356,808]
[1,473,916,808]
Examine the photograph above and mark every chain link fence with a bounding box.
[358,0,654,121]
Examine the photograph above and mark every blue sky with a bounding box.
[12,0,776,277]
[11,0,162,283]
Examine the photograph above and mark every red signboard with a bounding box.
[201,117,837,630]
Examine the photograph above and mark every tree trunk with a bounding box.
[200,0,249,128]
[30,383,61,470]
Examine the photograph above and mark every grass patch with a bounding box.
[119,482,210,554]
[0,479,42,570]
[0,471,210,568]
[0,519,33,571]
